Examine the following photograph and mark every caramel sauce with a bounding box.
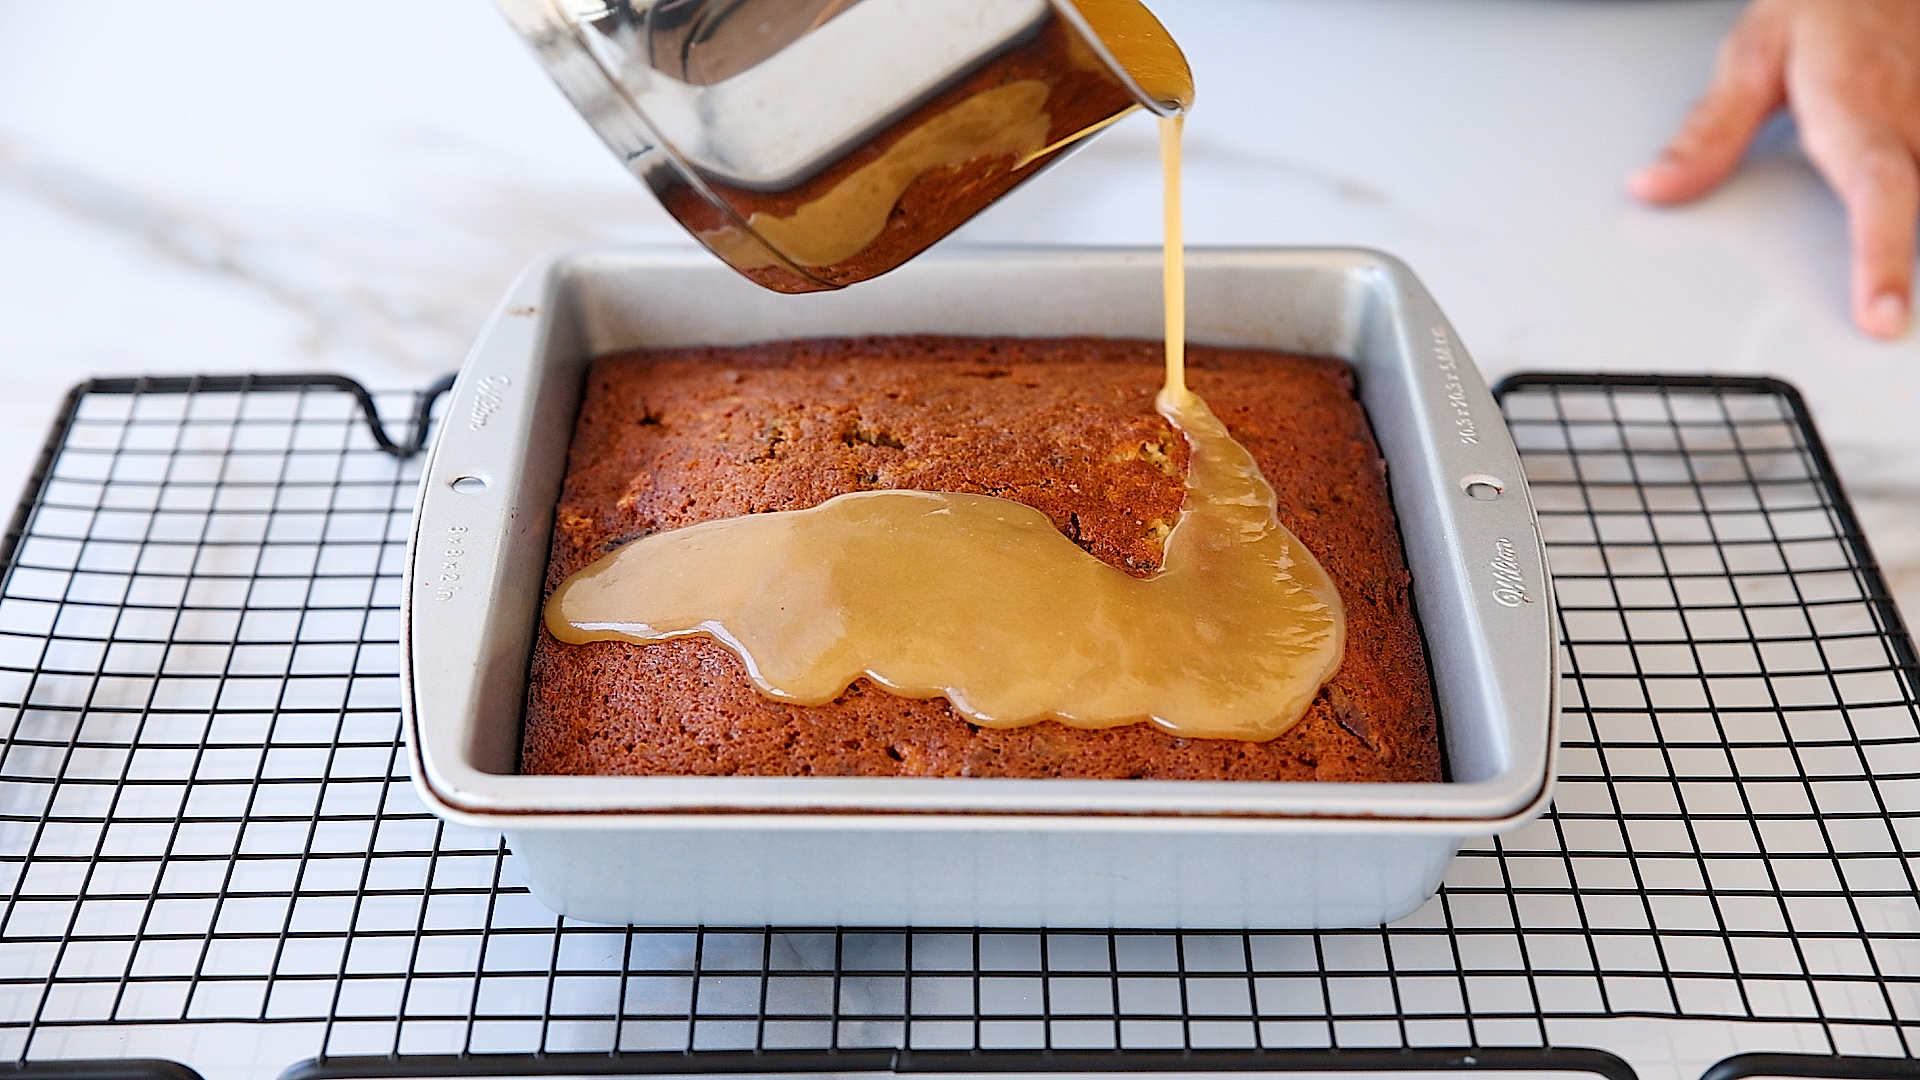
[1068,0,1196,111]
[547,7,1350,742]
[1161,113,1187,403]
[699,79,1053,271]
[691,0,1199,283]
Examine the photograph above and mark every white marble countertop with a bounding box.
[1,5,1917,1076]
[0,0,1914,619]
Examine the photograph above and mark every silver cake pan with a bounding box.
[402,246,1558,929]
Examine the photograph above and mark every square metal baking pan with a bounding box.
[402,245,1558,929]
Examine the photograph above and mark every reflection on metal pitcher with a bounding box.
[497,0,1191,291]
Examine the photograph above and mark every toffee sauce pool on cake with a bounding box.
[546,7,1350,743]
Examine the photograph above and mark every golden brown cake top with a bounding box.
[524,335,1440,783]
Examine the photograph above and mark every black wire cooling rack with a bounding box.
[2,371,1919,1080]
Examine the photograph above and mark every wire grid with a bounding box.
[0,373,1917,1080]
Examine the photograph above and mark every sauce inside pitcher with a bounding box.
[501,0,1194,291]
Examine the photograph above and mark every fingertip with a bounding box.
[1823,133,1919,339]
[1628,162,1680,204]
[1629,157,1716,206]
[1861,290,1911,340]
[1635,45,1784,209]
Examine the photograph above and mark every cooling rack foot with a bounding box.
[278,1047,1637,1080]
[1703,1052,1920,1080]
[5,1061,206,1080]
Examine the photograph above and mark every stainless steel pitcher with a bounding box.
[497,0,1191,293]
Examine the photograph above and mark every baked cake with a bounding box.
[522,335,1441,782]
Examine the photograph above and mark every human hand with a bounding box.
[1628,0,1920,340]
